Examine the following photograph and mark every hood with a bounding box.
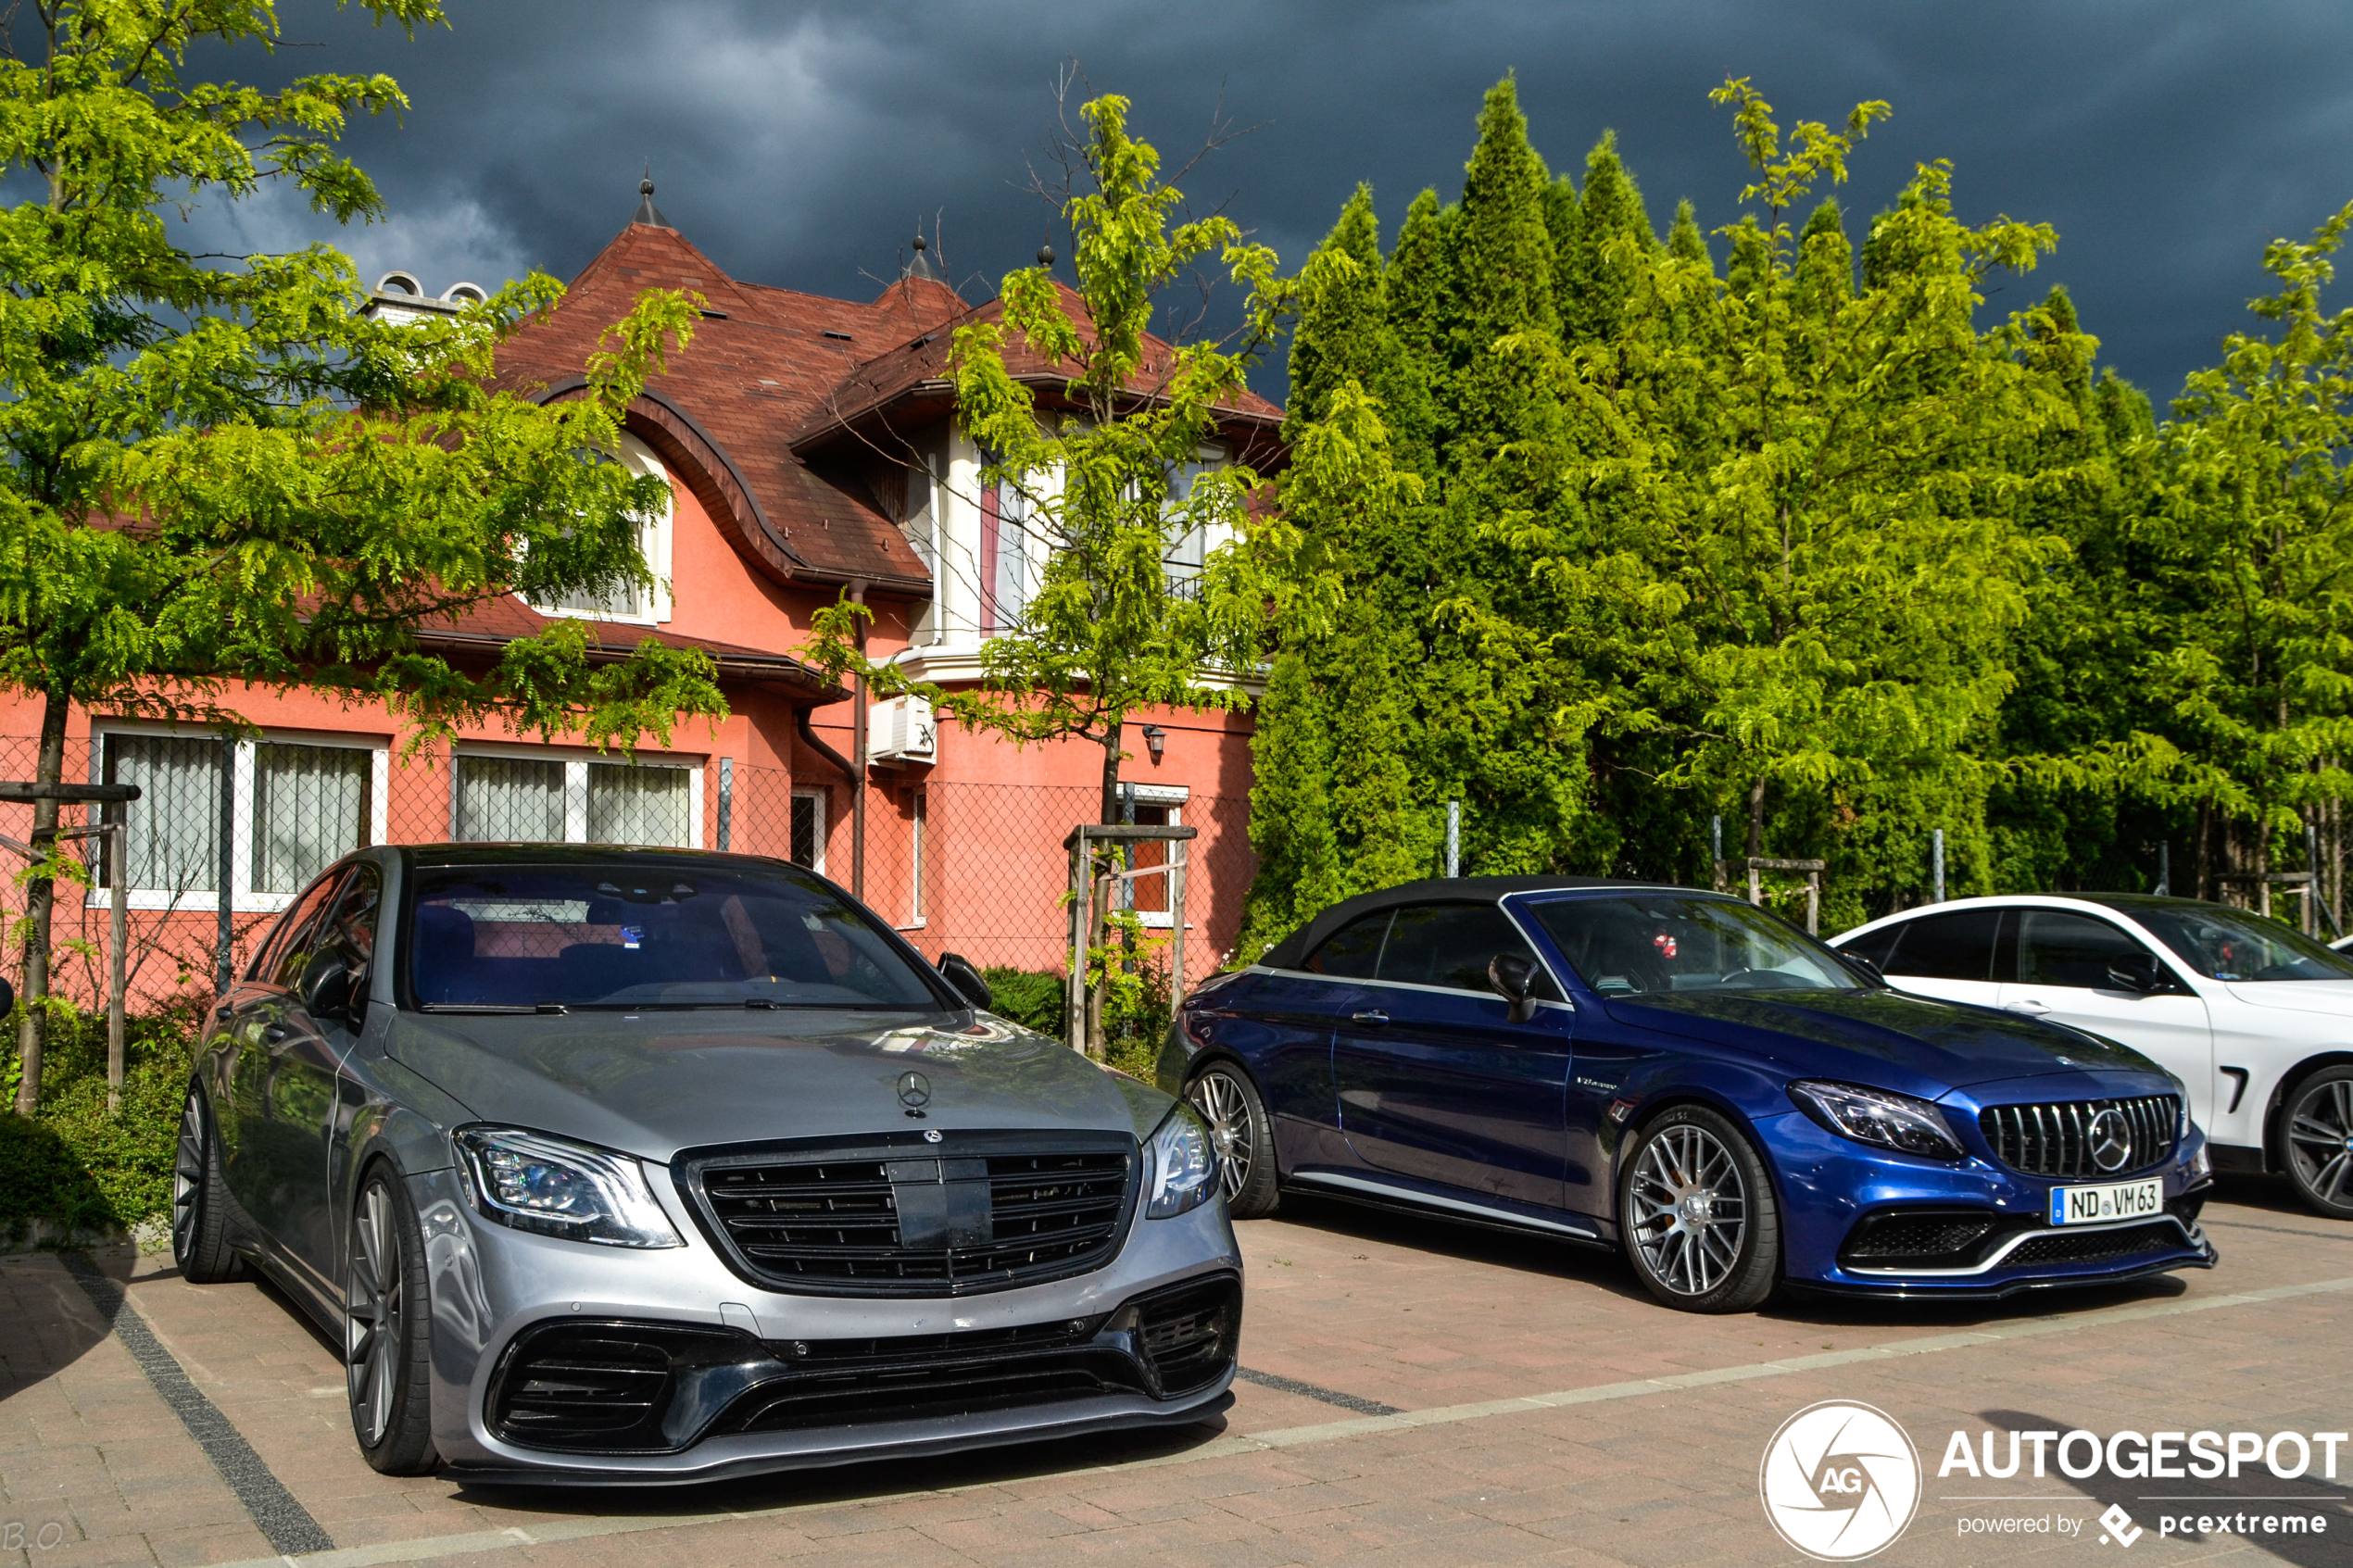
[1602,988,2161,1099]
[386,1008,1173,1163]
[2223,980,2353,1020]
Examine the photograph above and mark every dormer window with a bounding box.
[527,432,673,626]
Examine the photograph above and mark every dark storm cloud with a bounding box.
[207,0,2353,403]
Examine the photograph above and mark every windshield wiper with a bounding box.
[418,1002,570,1014]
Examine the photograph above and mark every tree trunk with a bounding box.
[1746,775,1767,859]
[13,689,68,1117]
[1099,722,1124,826]
[2193,797,2212,903]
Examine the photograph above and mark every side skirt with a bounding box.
[1283,1171,1617,1251]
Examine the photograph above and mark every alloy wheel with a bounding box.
[1187,1071,1252,1203]
[1628,1123,1750,1297]
[346,1184,405,1447]
[2286,1076,2353,1208]
[170,1095,206,1263]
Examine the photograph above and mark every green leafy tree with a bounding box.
[2146,203,2353,913]
[1504,80,2086,921]
[0,0,724,1113]
[804,93,1310,828]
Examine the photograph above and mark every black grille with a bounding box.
[685,1133,1137,1298]
[1840,1210,1999,1269]
[1978,1096,2178,1178]
[486,1323,734,1452]
[2003,1221,2183,1268]
[1132,1275,1240,1395]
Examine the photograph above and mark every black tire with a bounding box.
[1617,1105,1780,1313]
[2280,1066,2353,1220]
[346,1165,440,1475]
[1185,1060,1282,1220]
[170,1085,245,1284]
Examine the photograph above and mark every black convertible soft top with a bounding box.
[1256,874,1679,972]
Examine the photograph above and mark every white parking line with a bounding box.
[209,1271,2353,1568]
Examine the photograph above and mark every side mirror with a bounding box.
[1488,952,1540,1024]
[2107,952,2166,994]
[937,951,993,1011]
[0,976,15,1018]
[298,949,358,1022]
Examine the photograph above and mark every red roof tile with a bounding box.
[495,220,1287,593]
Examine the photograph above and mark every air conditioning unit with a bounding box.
[867,696,937,766]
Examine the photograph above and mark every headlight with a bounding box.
[454,1126,685,1248]
[1788,1081,1965,1162]
[1144,1105,1217,1219]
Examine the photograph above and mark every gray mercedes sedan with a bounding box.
[172,845,1240,1484]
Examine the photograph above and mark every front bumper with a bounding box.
[407,1162,1242,1483]
[1760,1110,2217,1299]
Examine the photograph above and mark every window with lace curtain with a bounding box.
[452,750,700,847]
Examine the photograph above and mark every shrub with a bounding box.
[2,996,205,1236]
[981,967,1065,1040]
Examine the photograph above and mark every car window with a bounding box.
[257,871,346,990]
[1881,908,2005,982]
[1530,894,1862,995]
[1839,923,1903,969]
[1378,903,1559,998]
[1305,911,1390,978]
[2119,902,2353,983]
[2016,910,2153,989]
[319,862,383,976]
[407,861,945,1010]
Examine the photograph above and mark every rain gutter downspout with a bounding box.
[849,579,869,898]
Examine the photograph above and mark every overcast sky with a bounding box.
[182,0,2353,407]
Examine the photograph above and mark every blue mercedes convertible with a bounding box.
[1158,877,2217,1311]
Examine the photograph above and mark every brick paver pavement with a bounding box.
[6,1177,2353,1567]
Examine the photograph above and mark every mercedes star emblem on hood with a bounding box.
[897,1070,932,1111]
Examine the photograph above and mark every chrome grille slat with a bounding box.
[1976,1096,2178,1178]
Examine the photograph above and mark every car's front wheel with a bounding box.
[1186,1061,1281,1219]
[170,1085,244,1284]
[346,1167,439,1474]
[1618,1105,1780,1312]
[2281,1066,2353,1219]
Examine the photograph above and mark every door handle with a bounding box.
[2004,999,2052,1016]
[1350,1010,1390,1025]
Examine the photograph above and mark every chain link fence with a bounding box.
[0,732,1259,1015]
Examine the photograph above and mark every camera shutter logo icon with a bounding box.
[1759,1401,1921,1561]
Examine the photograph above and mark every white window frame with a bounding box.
[89,722,390,913]
[526,431,675,627]
[790,785,828,875]
[901,784,927,931]
[448,742,704,848]
[1127,783,1189,930]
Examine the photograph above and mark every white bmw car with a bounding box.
[1831,895,2353,1218]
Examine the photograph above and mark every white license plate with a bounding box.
[2048,1178,2163,1226]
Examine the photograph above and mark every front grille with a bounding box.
[730,1319,1140,1434]
[1131,1274,1240,1395]
[684,1133,1138,1298]
[1840,1209,2000,1270]
[2003,1221,2183,1269]
[1978,1096,2178,1178]
[485,1323,744,1452]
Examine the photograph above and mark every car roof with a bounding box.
[1257,873,1684,971]
[1835,891,2274,939]
[394,842,787,871]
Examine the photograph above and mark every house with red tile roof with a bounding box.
[0,185,1274,1002]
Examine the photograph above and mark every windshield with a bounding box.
[2120,902,2353,983]
[1529,894,1865,996]
[407,862,945,1010]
